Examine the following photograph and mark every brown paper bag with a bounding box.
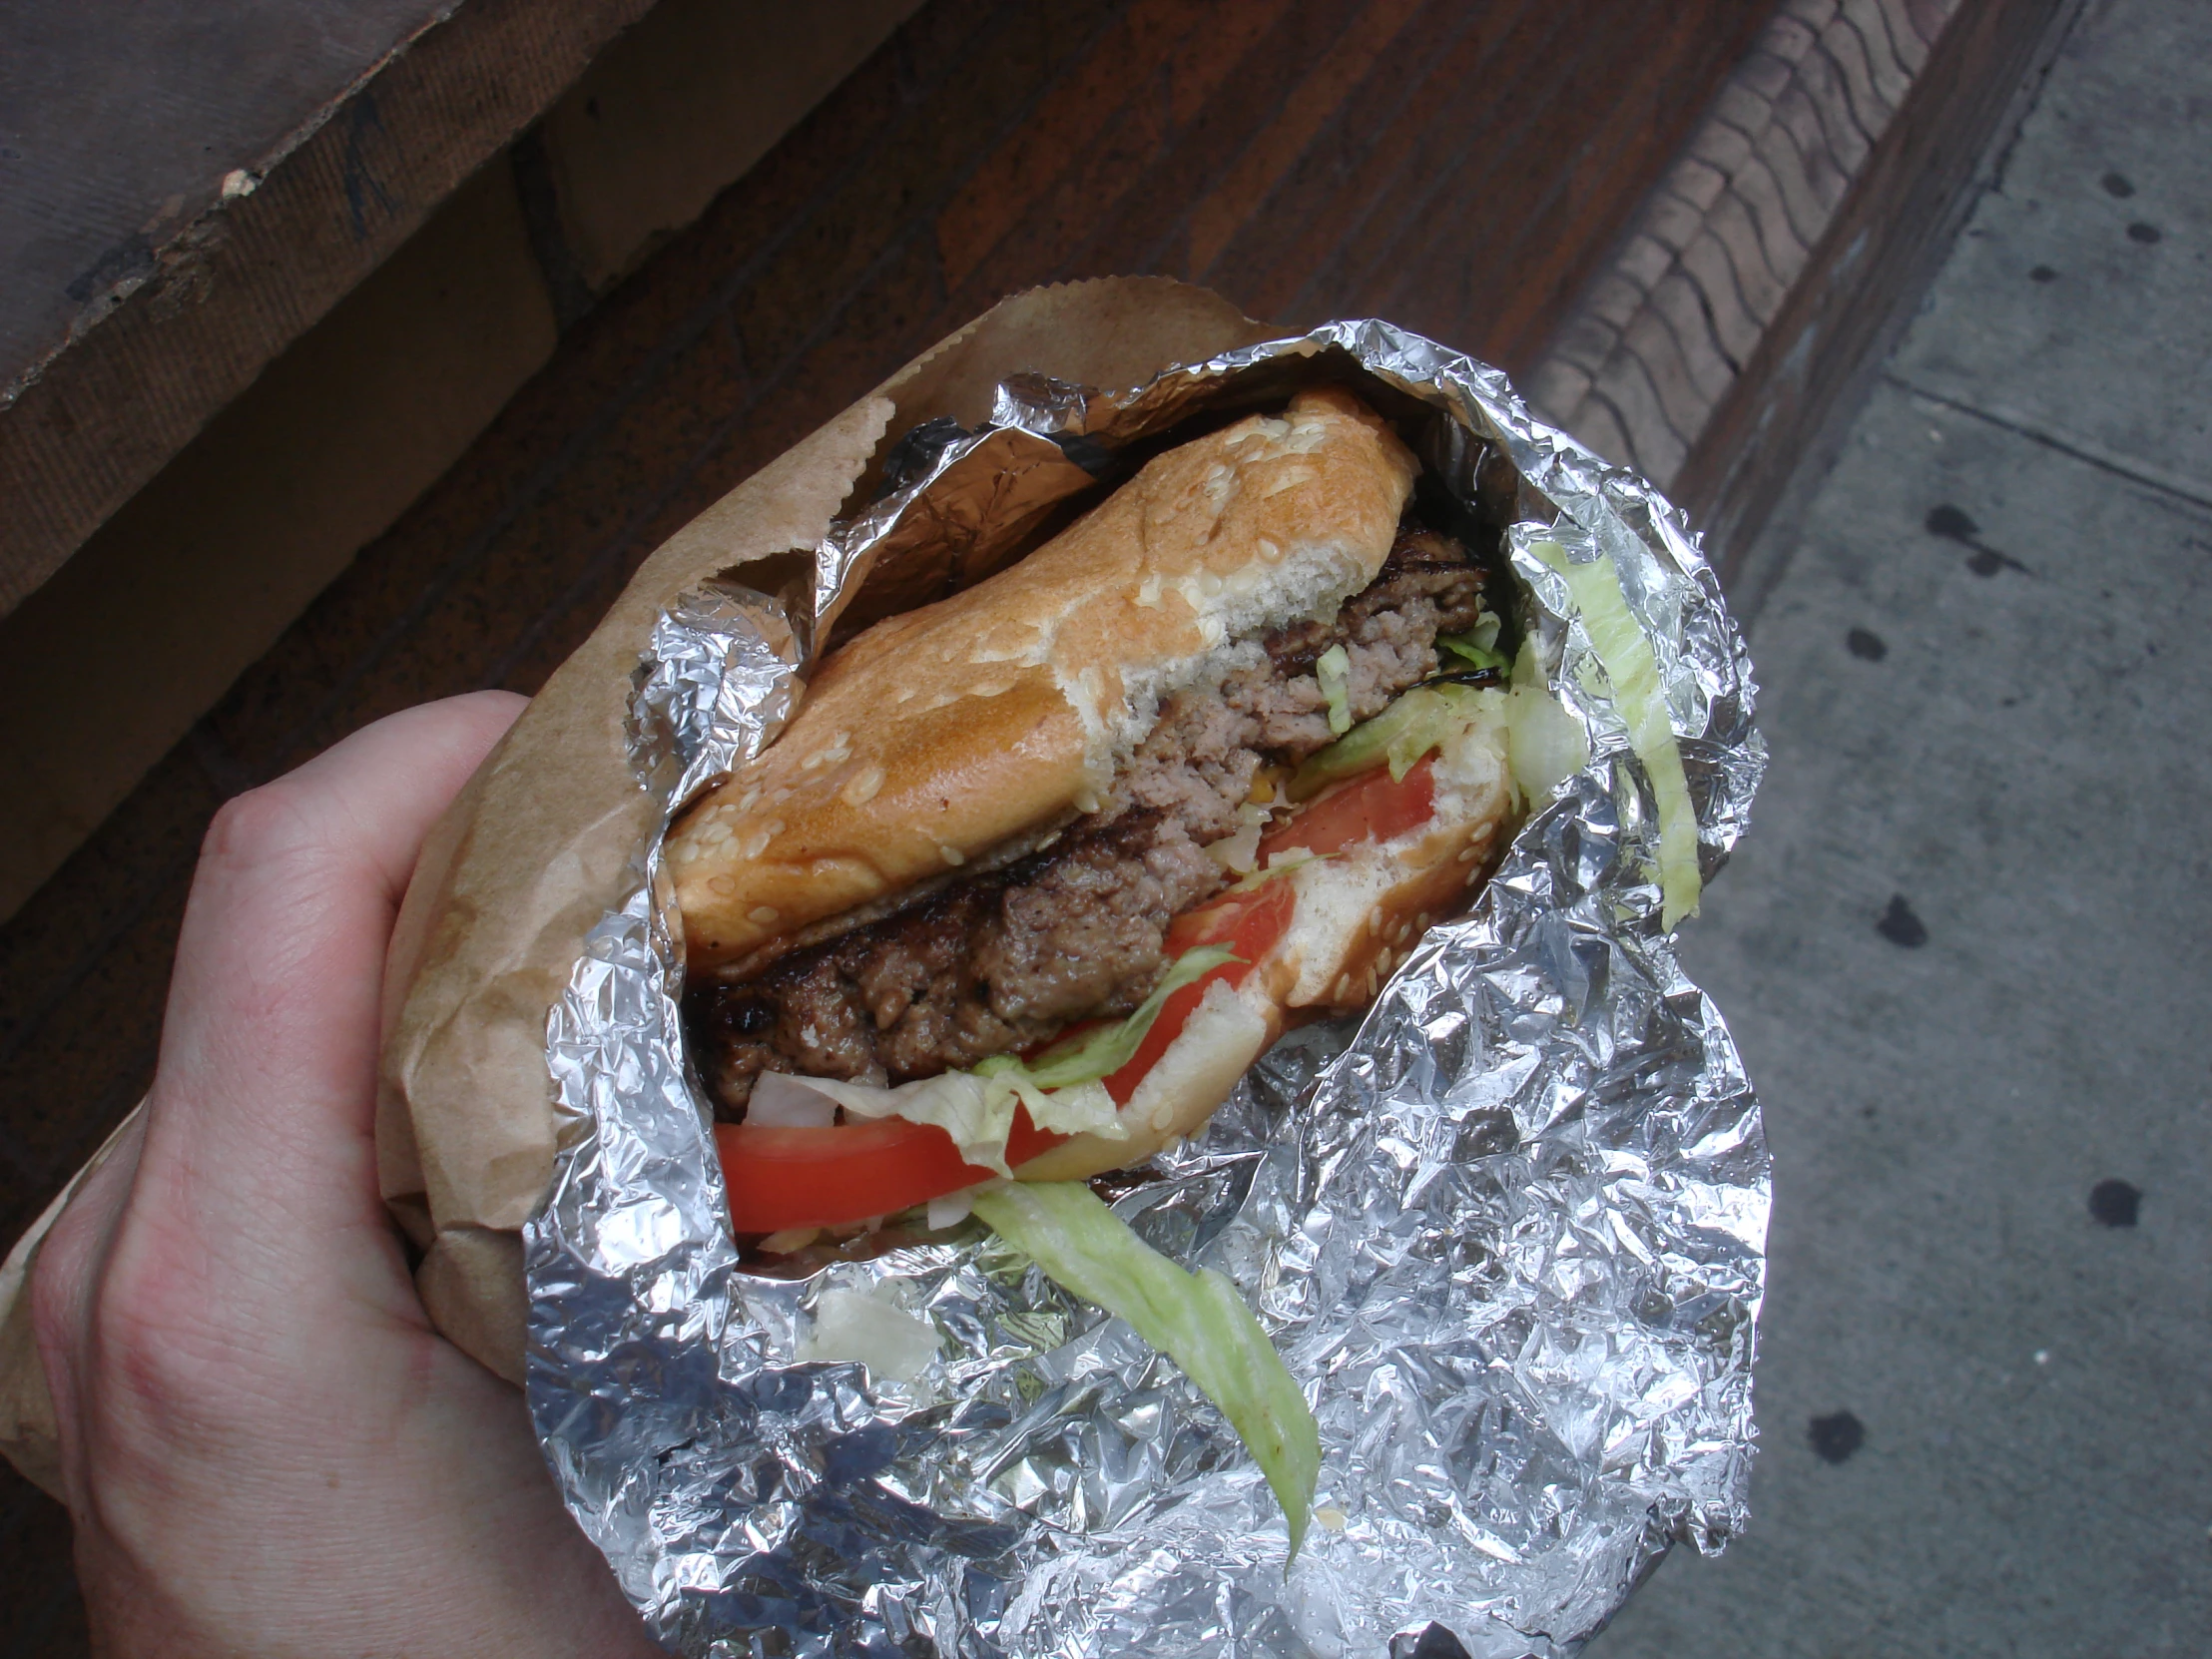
[0,280,1277,1487]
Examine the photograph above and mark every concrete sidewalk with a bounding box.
[1590,0,2212,1653]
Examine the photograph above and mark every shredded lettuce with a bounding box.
[800,1286,940,1382]
[1435,632,1509,674]
[1503,635,1589,807]
[1532,541,1700,928]
[1289,681,1503,801]
[1229,848,1321,892]
[790,1068,1118,1178]
[1202,803,1268,874]
[1006,943,1239,1089]
[798,944,1239,1174]
[1316,643,1354,735]
[970,1181,1322,1557]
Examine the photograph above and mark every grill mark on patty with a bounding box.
[687,520,1488,1117]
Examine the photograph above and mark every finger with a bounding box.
[143,693,524,1228]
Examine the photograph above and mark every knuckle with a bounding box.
[88,1231,232,1419]
[202,781,318,868]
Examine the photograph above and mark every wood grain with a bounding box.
[1529,0,1954,479]
[1526,0,2085,575]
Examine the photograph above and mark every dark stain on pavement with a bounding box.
[1810,1410,1866,1463]
[2101,171,2135,197]
[2089,1179,2141,1227]
[2029,265,2057,281]
[2127,222,2163,244]
[1848,627,1889,660]
[1927,504,1979,539]
[1927,505,2030,576]
[1878,894,1929,948]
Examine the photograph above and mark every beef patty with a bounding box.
[687,522,1489,1115]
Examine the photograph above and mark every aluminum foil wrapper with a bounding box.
[527,320,1769,1659]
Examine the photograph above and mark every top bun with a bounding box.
[667,387,1418,969]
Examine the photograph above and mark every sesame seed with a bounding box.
[843,765,885,807]
[749,906,780,924]
[940,843,965,866]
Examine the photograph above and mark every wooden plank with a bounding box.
[0,0,657,618]
[0,0,446,381]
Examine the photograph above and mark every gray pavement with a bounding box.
[1588,1,2212,1653]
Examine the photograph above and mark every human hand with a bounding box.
[29,695,664,1657]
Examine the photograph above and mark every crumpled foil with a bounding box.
[526,320,1770,1659]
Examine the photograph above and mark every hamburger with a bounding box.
[666,386,1532,1244]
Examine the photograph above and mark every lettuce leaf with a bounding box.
[1532,541,1700,927]
[791,1068,1118,1179]
[1503,635,1588,807]
[1004,943,1239,1090]
[1288,681,1503,801]
[1316,643,1354,735]
[798,944,1238,1175]
[969,1180,1322,1557]
[1435,632,1509,673]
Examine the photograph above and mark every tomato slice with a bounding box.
[1164,871,1298,957]
[718,1106,1065,1234]
[1098,875,1297,1104]
[1257,755,1436,862]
